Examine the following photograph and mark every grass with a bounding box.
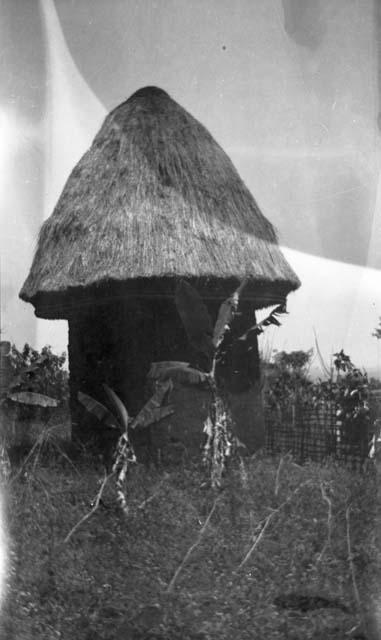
[1,447,379,639]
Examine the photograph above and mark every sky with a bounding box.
[1,0,381,377]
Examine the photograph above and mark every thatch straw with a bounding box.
[20,86,300,318]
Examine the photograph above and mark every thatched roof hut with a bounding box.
[20,86,299,319]
[20,86,300,454]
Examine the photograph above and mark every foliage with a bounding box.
[130,380,174,430]
[333,349,353,373]
[172,280,286,383]
[2,454,377,639]
[273,349,313,373]
[77,381,174,514]
[9,343,69,405]
[265,349,371,455]
[0,344,67,422]
[331,352,370,447]
[369,376,381,390]
[264,349,314,408]
[77,391,120,430]
[174,280,214,360]
[212,278,248,349]
[164,279,287,488]
[148,361,209,386]
[6,391,58,408]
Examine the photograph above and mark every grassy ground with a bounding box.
[1,448,379,639]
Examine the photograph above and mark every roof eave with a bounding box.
[20,275,301,320]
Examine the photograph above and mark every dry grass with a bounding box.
[1,450,378,639]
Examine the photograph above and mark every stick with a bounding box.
[345,506,361,610]
[238,514,273,569]
[274,456,284,497]
[237,479,314,570]
[138,479,165,510]
[64,471,112,543]
[166,496,220,593]
[317,481,333,562]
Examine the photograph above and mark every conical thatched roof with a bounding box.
[20,86,300,319]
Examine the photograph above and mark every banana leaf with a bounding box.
[8,391,58,407]
[148,362,209,386]
[131,404,175,430]
[213,278,248,349]
[148,361,190,377]
[130,379,173,429]
[238,303,287,342]
[78,391,119,429]
[103,385,129,431]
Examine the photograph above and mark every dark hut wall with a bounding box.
[68,293,264,454]
[68,295,195,443]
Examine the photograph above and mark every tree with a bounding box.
[273,349,313,373]
[264,349,313,409]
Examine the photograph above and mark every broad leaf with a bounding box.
[148,362,190,378]
[8,391,58,407]
[130,380,173,429]
[237,325,262,346]
[78,391,119,429]
[262,315,281,327]
[238,303,287,342]
[131,405,175,430]
[148,362,209,386]
[103,385,129,432]
[175,280,214,356]
[213,279,248,348]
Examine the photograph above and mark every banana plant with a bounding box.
[151,279,286,487]
[152,279,286,388]
[78,380,174,512]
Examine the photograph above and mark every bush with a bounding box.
[9,344,69,406]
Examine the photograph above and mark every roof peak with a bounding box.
[129,86,169,101]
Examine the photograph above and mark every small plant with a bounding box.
[77,381,173,516]
[152,280,286,488]
[332,351,370,449]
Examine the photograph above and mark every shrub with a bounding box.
[9,344,69,406]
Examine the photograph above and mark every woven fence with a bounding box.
[265,400,371,466]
